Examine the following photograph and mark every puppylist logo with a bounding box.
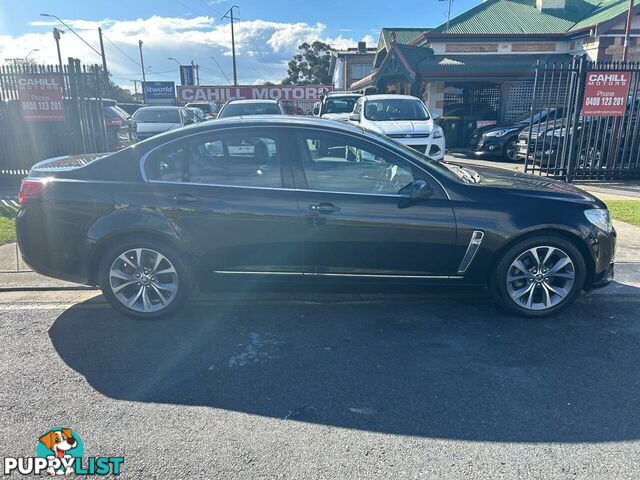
[3,427,123,476]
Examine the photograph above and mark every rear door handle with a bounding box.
[309,202,341,214]
[171,193,199,203]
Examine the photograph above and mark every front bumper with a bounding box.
[585,224,616,290]
[391,136,445,160]
[468,134,509,157]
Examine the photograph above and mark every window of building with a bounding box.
[351,63,373,81]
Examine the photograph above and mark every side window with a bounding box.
[145,130,282,187]
[145,142,186,182]
[296,132,414,195]
[189,131,281,187]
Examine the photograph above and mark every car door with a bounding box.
[290,128,458,277]
[144,127,302,274]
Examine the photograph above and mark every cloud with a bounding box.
[3,15,373,90]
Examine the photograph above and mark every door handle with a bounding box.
[309,202,341,214]
[171,193,199,203]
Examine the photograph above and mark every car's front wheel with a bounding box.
[493,235,586,317]
[99,238,193,319]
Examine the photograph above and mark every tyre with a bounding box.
[98,237,193,319]
[502,138,519,162]
[492,235,586,317]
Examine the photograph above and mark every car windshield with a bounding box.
[134,108,181,123]
[324,96,359,114]
[512,108,565,124]
[187,103,212,114]
[218,103,281,118]
[361,127,475,183]
[364,99,430,121]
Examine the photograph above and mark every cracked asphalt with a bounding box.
[1,287,640,479]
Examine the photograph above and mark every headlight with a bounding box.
[584,208,613,232]
[432,126,444,139]
[484,128,516,137]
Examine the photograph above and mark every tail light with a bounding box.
[105,118,125,127]
[18,178,47,204]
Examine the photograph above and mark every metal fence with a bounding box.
[0,58,108,184]
[522,56,640,181]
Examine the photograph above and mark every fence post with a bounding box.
[565,55,586,183]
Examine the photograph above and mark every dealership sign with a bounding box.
[177,85,333,103]
[582,71,630,117]
[143,81,175,104]
[180,65,195,86]
[16,75,65,122]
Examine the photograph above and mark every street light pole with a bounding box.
[139,40,146,103]
[53,27,64,73]
[221,6,239,85]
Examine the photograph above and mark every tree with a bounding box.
[282,41,332,85]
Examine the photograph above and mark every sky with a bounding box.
[0,0,477,90]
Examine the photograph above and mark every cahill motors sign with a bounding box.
[581,71,630,117]
[16,74,65,122]
[177,84,333,103]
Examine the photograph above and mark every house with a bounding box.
[353,0,640,146]
[329,42,377,91]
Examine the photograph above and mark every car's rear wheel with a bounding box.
[99,238,193,319]
[503,138,519,162]
[492,235,586,317]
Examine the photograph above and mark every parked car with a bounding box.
[349,94,445,160]
[468,108,565,162]
[17,116,615,319]
[102,99,137,151]
[217,99,286,118]
[187,107,205,123]
[185,101,218,120]
[133,106,193,141]
[282,103,305,115]
[316,91,362,121]
[117,103,145,116]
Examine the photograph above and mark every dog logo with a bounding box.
[36,427,83,476]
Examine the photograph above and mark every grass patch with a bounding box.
[607,200,640,227]
[0,204,18,246]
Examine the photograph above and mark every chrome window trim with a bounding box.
[138,124,451,199]
[457,230,485,274]
[214,270,464,279]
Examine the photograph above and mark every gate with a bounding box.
[523,56,640,181]
[0,58,109,184]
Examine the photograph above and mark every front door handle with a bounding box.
[171,193,199,203]
[309,202,341,214]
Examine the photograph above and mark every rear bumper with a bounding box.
[585,225,616,290]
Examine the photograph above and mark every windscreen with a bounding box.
[134,108,181,123]
[218,103,282,118]
[364,99,430,121]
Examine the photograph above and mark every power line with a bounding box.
[102,32,141,67]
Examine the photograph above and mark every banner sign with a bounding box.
[180,65,195,86]
[16,75,65,122]
[177,84,333,103]
[143,81,175,101]
[581,71,630,117]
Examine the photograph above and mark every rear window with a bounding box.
[187,103,212,114]
[104,106,128,120]
[218,102,282,118]
[134,108,181,123]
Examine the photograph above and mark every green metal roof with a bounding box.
[569,0,628,31]
[418,53,572,76]
[429,0,601,35]
[378,28,427,51]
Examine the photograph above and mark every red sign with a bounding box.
[177,84,333,103]
[581,71,630,117]
[16,75,65,122]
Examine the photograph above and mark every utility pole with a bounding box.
[139,40,146,103]
[222,6,239,85]
[623,0,635,61]
[98,27,108,74]
[53,27,64,73]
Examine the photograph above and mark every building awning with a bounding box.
[418,54,573,79]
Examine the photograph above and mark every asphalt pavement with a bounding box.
[1,283,640,479]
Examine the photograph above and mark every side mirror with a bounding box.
[398,179,432,208]
[348,113,360,122]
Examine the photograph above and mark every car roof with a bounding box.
[225,99,280,104]
[363,94,421,101]
[326,92,361,97]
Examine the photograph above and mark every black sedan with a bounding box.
[469,108,564,162]
[16,116,615,319]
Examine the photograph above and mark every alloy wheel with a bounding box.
[109,248,179,313]
[505,139,519,162]
[506,246,575,311]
